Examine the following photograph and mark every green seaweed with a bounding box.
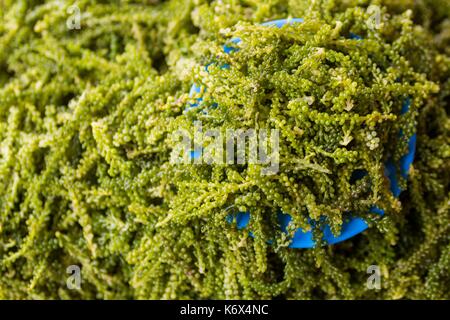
[0,0,448,299]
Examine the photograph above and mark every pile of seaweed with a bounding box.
[0,0,448,299]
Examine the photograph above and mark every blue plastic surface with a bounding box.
[189,19,416,248]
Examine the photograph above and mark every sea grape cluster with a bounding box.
[0,0,448,299]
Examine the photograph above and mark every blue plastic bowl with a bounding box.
[189,18,416,248]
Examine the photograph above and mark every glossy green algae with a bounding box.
[0,0,448,299]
